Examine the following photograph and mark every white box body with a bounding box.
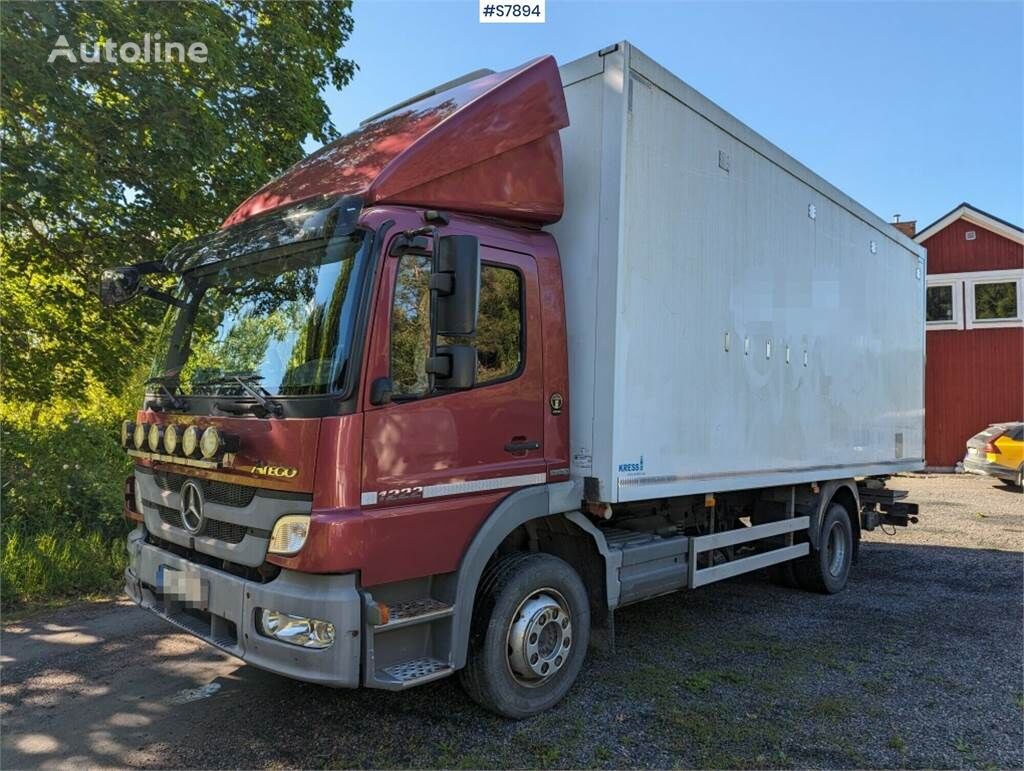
[548,42,926,503]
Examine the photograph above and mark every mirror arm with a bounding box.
[140,286,187,308]
[424,225,442,393]
[135,260,171,276]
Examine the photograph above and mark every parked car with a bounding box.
[963,422,1024,488]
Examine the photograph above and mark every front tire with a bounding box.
[460,552,590,719]
[793,502,853,594]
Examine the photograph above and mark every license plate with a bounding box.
[157,565,208,609]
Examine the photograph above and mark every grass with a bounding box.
[1,526,127,610]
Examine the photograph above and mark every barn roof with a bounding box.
[915,202,1024,245]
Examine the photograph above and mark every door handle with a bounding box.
[505,438,541,454]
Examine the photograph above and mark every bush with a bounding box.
[1,375,140,609]
[1,527,127,606]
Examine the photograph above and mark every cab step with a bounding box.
[374,598,452,632]
[378,657,453,688]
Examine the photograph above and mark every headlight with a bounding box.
[258,609,335,649]
[121,420,134,448]
[147,424,164,452]
[199,427,223,459]
[182,425,201,457]
[133,423,147,449]
[268,515,309,555]
[163,424,180,455]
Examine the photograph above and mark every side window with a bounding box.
[390,254,432,398]
[389,256,523,398]
[443,264,523,384]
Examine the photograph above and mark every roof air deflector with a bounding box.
[359,69,496,126]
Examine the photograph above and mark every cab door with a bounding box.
[359,236,546,576]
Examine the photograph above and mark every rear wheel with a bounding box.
[460,552,590,719]
[793,502,853,594]
[999,466,1023,489]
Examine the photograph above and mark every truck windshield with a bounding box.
[151,230,370,397]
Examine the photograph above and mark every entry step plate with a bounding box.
[375,598,453,632]
[381,657,452,687]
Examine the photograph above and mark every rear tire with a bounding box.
[1000,466,1023,489]
[793,502,853,594]
[460,552,590,719]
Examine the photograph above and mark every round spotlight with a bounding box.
[182,426,201,458]
[133,423,147,450]
[199,427,223,459]
[121,420,134,448]
[147,424,164,453]
[163,424,180,455]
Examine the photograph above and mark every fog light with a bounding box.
[182,425,201,457]
[133,423,147,449]
[163,424,180,455]
[199,426,223,459]
[268,515,309,555]
[121,420,134,448]
[258,609,335,649]
[147,424,164,452]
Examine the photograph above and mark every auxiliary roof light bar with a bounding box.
[121,421,238,469]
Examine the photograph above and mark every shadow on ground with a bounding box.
[2,537,1022,770]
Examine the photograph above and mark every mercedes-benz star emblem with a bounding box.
[179,479,206,535]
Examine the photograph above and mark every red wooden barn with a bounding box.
[897,203,1023,468]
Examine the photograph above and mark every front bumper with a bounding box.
[962,456,1017,482]
[124,527,362,687]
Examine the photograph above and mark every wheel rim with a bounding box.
[505,588,572,687]
[826,522,847,577]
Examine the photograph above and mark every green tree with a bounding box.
[0,1,357,607]
[1,0,356,402]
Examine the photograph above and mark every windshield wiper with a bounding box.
[144,375,188,411]
[196,373,284,418]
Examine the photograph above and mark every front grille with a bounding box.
[202,518,248,544]
[157,504,249,544]
[153,471,257,508]
[144,532,281,584]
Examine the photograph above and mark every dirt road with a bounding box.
[2,473,1021,769]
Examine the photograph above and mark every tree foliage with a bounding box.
[1,0,356,402]
[0,1,357,607]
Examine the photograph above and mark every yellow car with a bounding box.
[963,422,1024,488]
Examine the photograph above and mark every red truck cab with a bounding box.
[115,56,586,716]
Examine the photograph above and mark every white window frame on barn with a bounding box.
[926,269,1024,331]
[965,270,1024,329]
[925,277,963,330]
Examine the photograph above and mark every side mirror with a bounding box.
[427,345,477,390]
[100,266,141,307]
[432,235,480,336]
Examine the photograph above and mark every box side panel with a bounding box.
[612,66,925,501]
[550,49,629,499]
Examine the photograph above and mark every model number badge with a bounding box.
[379,487,424,503]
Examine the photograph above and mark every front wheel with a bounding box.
[460,552,590,718]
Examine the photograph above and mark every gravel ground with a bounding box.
[2,473,1021,769]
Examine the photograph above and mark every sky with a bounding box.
[316,0,1024,231]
